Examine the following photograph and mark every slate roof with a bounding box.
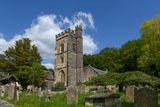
[87,65,107,75]
[0,75,18,82]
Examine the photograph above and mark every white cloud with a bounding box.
[42,63,54,70]
[83,34,98,54]
[0,12,97,69]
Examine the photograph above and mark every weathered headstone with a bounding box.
[8,82,20,101]
[8,83,15,100]
[67,86,78,104]
[0,85,5,97]
[134,87,158,107]
[126,86,136,102]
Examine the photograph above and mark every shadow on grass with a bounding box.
[121,101,134,107]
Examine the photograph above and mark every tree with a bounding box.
[4,38,42,73]
[120,40,141,71]
[0,54,16,74]
[85,71,160,88]
[0,38,46,88]
[138,16,160,77]
[83,48,123,72]
[100,48,123,72]
[16,63,47,88]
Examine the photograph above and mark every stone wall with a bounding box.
[83,66,99,81]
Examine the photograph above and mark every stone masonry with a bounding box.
[55,25,83,86]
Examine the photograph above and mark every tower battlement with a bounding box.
[55,25,83,86]
[75,25,82,31]
[56,28,75,40]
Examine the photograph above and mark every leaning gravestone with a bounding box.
[67,86,78,104]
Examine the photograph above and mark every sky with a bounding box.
[0,0,160,69]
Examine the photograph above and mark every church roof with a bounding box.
[87,65,106,75]
[0,75,18,82]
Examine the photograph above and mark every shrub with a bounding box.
[51,82,66,91]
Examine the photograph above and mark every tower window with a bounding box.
[60,53,64,63]
[73,43,76,52]
[60,44,64,53]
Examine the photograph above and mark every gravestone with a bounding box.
[0,85,5,97]
[134,87,158,107]
[8,82,19,101]
[8,83,15,99]
[67,86,78,104]
[125,86,158,107]
[126,86,136,102]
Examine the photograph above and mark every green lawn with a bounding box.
[1,92,160,107]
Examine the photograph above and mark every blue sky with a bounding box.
[0,0,160,68]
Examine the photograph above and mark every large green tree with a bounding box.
[16,63,47,88]
[84,48,123,72]
[138,16,160,77]
[4,38,42,73]
[120,40,141,71]
[0,38,46,88]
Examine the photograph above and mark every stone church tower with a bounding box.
[55,25,83,86]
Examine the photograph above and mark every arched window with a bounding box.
[60,70,65,83]
[73,43,76,52]
[60,44,64,63]
[60,44,64,53]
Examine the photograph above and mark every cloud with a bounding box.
[83,34,98,54]
[42,63,54,70]
[0,12,97,69]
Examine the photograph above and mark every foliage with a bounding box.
[51,82,66,91]
[84,48,123,72]
[83,16,160,78]
[85,71,160,88]
[16,63,47,88]
[120,40,141,71]
[0,38,46,88]
[138,16,160,77]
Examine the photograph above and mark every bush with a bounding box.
[51,82,66,91]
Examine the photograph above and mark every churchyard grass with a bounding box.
[1,92,160,107]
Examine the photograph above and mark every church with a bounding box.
[55,25,106,86]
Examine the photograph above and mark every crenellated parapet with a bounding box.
[56,28,75,40]
[75,25,83,31]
